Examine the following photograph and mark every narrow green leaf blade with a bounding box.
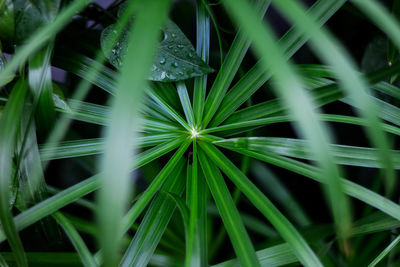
[198,142,322,267]
[193,0,210,126]
[368,235,400,267]
[120,159,186,266]
[185,141,207,267]
[222,0,352,243]
[201,0,271,128]
[0,79,28,266]
[211,0,346,127]
[0,138,184,244]
[220,146,400,224]
[53,212,97,267]
[177,82,195,128]
[215,137,400,169]
[271,0,395,194]
[96,1,171,265]
[198,148,261,267]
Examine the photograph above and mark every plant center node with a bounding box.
[190,128,199,139]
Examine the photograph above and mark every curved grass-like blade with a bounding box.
[213,211,400,267]
[222,0,352,242]
[368,235,400,267]
[198,148,261,267]
[53,212,97,267]
[0,0,90,86]
[14,105,60,243]
[213,243,297,267]
[177,82,195,128]
[53,52,117,95]
[28,44,56,133]
[147,87,191,131]
[223,61,400,126]
[271,0,394,195]
[0,79,28,266]
[199,142,322,267]
[0,253,8,267]
[0,138,183,244]
[204,115,400,139]
[215,137,400,169]
[218,145,400,223]
[193,0,210,126]
[96,0,171,265]
[120,159,185,266]
[120,139,191,235]
[352,0,400,60]
[39,133,181,161]
[93,140,191,262]
[201,0,271,128]
[58,99,182,134]
[210,0,346,127]
[185,142,208,267]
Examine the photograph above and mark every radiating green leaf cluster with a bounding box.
[2,0,400,266]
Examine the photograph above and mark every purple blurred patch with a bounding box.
[96,0,112,8]
[51,66,67,83]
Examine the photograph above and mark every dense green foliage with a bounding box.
[2,0,400,266]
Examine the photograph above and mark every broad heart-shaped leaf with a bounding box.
[101,20,214,82]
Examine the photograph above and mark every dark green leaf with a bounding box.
[101,19,214,82]
[14,102,61,244]
[13,0,46,43]
[28,45,56,134]
[28,0,60,21]
[0,0,14,42]
[0,79,28,266]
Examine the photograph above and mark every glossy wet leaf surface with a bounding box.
[101,20,214,82]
